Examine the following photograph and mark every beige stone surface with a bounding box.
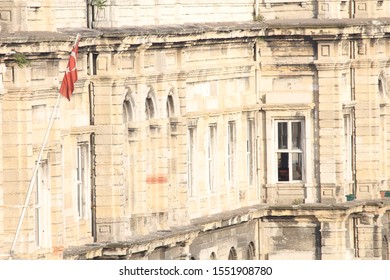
[1,1,390,260]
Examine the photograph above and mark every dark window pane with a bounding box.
[292,153,302,180]
[278,152,289,181]
[292,122,301,149]
[278,122,288,149]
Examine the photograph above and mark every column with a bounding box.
[356,213,383,259]
[316,0,340,19]
[315,56,348,203]
[319,217,348,259]
[353,40,381,199]
[94,79,127,242]
[0,63,4,258]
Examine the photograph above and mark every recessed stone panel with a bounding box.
[321,45,330,57]
[99,225,111,233]
[322,189,334,196]
[121,56,134,69]
[321,3,329,11]
[97,56,107,71]
[3,66,14,82]
[32,104,47,123]
[0,10,11,21]
[357,3,367,11]
[31,62,47,81]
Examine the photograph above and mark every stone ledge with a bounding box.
[267,17,390,28]
[63,200,390,259]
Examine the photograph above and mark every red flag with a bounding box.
[60,36,80,101]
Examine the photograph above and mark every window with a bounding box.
[187,127,196,196]
[167,95,175,118]
[228,247,237,260]
[122,100,134,123]
[379,78,384,96]
[208,125,217,192]
[246,119,255,185]
[87,53,98,75]
[77,143,91,219]
[247,242,256,260]
[227,121,236,186]
[145,97,155,120]
[276,120,304,182]
[343,114,353,182]
[209,252,217,260]
[34,161,50,248]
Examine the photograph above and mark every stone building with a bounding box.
[0,0,390,260]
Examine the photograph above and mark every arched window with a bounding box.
[167,95,175,118]
[247,242,255,260]
[122,90,135,123]
[145,97,155,120]
[145,87,156,120]
[378,73,387,99]
[228,247,237,260]
[379,78,384,97]
[123,100,134,123]
[209,252,217,260]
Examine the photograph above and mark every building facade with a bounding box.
[0,0,390,260]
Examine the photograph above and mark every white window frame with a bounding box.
[187,126,196,196]
[77,143,91,220]
[207,124,217,192]
[246,118,255,185]
[34,160,51,248]
[275,119,305,183]
[343,114,353,182]
[227,121,236,187]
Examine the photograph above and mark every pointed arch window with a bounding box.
[123,100,134,123]
[167,95,175,118]
[122,90,135,123]
[145,97,155,120]
[209,252,217,260]
[228,247,237,260]
[247,242,256,260]
[378,73,388,102]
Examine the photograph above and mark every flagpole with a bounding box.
[10,34,80,258]
[10,93,61,257]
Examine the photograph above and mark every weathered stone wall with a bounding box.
[62,202,390,260]
[189,221,257,260]
[102,0,255,28]
[261,19,390,203]
[185,41,260,218]
[2,1,390,260]
[259,0,317,20]
[0,0,255,32]
[261,216,320,260]
[0,35,95,258]
[259,0,390,20]
[0,63,4,258]
[381,212,390,259]
[259,35,317,204]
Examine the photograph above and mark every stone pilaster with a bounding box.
[93,79,127,242]
[355,213,383,259]
[316,0,340,19]
[0,63,4,258]
[315,59,349,203]
[319,218,348,259]
[2,84,34,255]
[354,56,381,199]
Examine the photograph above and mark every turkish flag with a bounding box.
[60,37,80,101]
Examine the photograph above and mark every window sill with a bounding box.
[276,182,305,187]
